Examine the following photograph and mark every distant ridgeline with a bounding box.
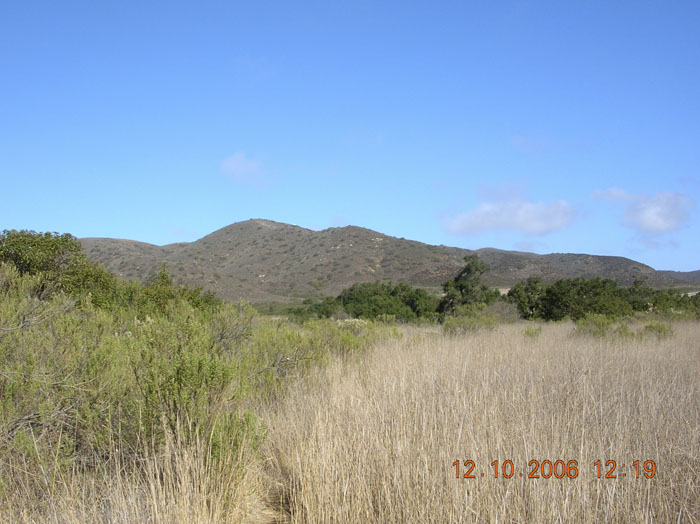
[78,219,698,303]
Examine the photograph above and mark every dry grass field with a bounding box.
[3,321,699,523]
[262,322,700,523]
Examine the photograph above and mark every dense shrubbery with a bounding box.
[508,276,699,321]
[287,296,342,322]
[320,255,500,325]
[0,230,393,496]
[339,281,437,322]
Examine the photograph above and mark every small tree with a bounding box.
[437,254,499,315]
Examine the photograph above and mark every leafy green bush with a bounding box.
[0,230,82,276]
[573,314,672,340]
[339,281,437,322]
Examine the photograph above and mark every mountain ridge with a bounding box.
[80,219,698,302]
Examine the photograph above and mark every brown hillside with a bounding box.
[80,218,689,303]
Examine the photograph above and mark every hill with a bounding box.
[80,219,696,302]
[658,269,700,284]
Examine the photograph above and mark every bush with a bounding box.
[0,230,407,510]
[523,324,542,338]
[485,299,521,323]
[614,323,635,338]
[442,305,498,335]
[641,322,673,339]
[0,230,82,276]
[339,282,437,322]
[574,313,616,337]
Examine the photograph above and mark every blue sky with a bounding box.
[2,1,698,271]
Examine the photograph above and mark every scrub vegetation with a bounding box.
[0,230,391,522]
[1,230,698,522]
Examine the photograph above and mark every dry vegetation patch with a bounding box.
[262,322,700,523]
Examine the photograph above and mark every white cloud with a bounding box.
[444,199,575,236]
[593,188,694,234]
[221,152,262,182]
[625,193,694,234]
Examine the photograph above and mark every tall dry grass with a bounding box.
[262,322,700,523]
[0,424,274,524]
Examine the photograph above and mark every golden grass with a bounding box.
[0,427,273,524]
[262,322,700,523]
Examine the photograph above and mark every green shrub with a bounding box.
[443,305,498,335]
[0,256,399,486]
[573,313,616,337]
[613,322,635,338]
[339,282,437,322]
[485,300,521,323]
[641,322,673,339]
[0,230,82,276]
[523,324,542,338]
[376,313,397,324]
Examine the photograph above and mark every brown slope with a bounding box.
[471,249,666,287]
[658,269,700,284]
[80,218,690,302]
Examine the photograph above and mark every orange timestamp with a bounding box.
[453,459,656,479]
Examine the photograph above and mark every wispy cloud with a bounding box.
[593,188,694,234]
[444,198,575,236]
[221,152,264,183]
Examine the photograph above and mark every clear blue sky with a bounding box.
[2,1,698,271]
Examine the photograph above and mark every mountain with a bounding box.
[658,269,700,284]
[80,219,696,303]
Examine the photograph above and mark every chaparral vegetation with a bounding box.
[1,230,698,523]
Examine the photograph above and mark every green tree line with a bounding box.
[294,253,700,323]
[506,276,700,321]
